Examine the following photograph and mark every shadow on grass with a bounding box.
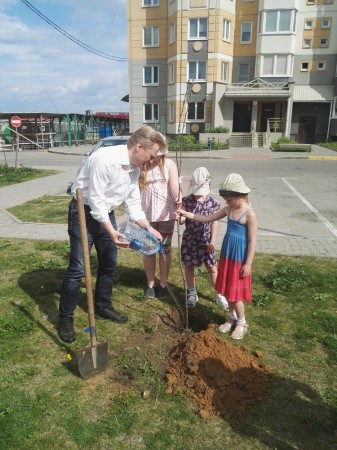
[200,358,337,449]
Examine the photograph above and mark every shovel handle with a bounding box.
[76,188,97,349]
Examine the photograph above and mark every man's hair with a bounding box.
[128,126,167,153]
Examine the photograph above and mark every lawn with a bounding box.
[0,164,58,187]
[1,169,337,449]
[1,237,337,450]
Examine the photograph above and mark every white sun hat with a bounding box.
[190,167,211,195]
[219,173,250,195]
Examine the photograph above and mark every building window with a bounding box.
[221,61,229,81]
[322,19,331,29]
[169,22,175,44]
[263,10,292,33]
[223,20,231,42]
[143,66,159,85]
[143,26,159,47]
[143,0,159,5]
[303,39,312,48]
[238,64,249,81]
[320,38,328,47]
[301,62,309,71]
[143,103,159,122]
[307,0,315,4]
[260,54,291,76]
[168,62,175,84]
[241,22,252,43]
[187,102,205,120]
[188,61,206,81]
[169,103,174,122]
[305,19,313,29]
[317,62,326,71]
[324,0,333,4]
[189,18,208,39]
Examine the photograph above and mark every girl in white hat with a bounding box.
[177,173,257,340]
[179,167,228,310]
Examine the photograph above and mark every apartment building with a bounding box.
[127,0,337,145]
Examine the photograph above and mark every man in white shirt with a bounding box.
[58,126,167,343]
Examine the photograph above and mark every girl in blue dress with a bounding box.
[177,173,257,340]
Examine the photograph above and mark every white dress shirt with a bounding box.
[71,145,146,224]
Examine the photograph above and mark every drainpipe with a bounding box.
[326,101,333,141]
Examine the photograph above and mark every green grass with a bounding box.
[0,237,337,450]
[7,196,126,223]
[0,164,58,187]
[318,142,337,152]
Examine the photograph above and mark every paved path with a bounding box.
[1,144,337,258]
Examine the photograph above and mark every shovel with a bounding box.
[76,188,108,380]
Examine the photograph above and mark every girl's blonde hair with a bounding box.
[139,155,166,191]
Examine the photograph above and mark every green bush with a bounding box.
[204,126,229,134]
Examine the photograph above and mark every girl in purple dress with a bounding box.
[179,167,228,310]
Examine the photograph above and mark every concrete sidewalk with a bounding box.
[1,143,337,257]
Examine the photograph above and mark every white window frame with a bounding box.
[303,38,312,48]
[187,102,205,121]
[301,61,310,71]
[305,19,313,29]
[317,61,326,71]
[143,65,159,86]
[221,61,229,82]
[168,62,175,84]
[320,38,329,48]
[223,19,231,42]
[261,10,294,34]
[143,26,159,47]
[259,54,293,77]
[307,0,315,4]
[143,0,159,6]
[169,22,176,44]
[143,103,159,122]
[322,19,331,29]
[240,22,252,43]
[189,18,208,39]
[188,61,206,81]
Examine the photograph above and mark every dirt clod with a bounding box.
[166,324,273,419]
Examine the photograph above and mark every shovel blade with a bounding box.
[76,340,108,380]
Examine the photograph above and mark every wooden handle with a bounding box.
[76,188,97,350]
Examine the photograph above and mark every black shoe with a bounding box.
[95,306,128,323]
[157,286,169,299]
[58,316,76,343]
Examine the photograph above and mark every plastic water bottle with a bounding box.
[119,220,162,255]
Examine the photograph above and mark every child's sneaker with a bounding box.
[215,293,229,311]
[187,292,198,308]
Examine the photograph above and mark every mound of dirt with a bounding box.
[165,324,273,419]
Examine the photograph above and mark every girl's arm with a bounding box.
[177,206,228,223]
[208,219,217,252]
[240,210,258,277]
[179,204,186,225]
[167,159,181,203]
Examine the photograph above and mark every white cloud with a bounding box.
[0,0,128,114]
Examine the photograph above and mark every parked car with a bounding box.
[91,135,130,153]
[66,135,130,194]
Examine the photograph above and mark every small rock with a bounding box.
[142,390,150,399]
[199,409,210,420]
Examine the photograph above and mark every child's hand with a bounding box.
[207,243,215,252]
[240,263,252,277]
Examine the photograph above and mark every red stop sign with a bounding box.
[10,116,22,127]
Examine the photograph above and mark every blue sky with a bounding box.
[0,0,128,114]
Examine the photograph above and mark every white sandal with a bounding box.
[231,322,249,340]
[218,318,237,333]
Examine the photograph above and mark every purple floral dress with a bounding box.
[181,195,220,267]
